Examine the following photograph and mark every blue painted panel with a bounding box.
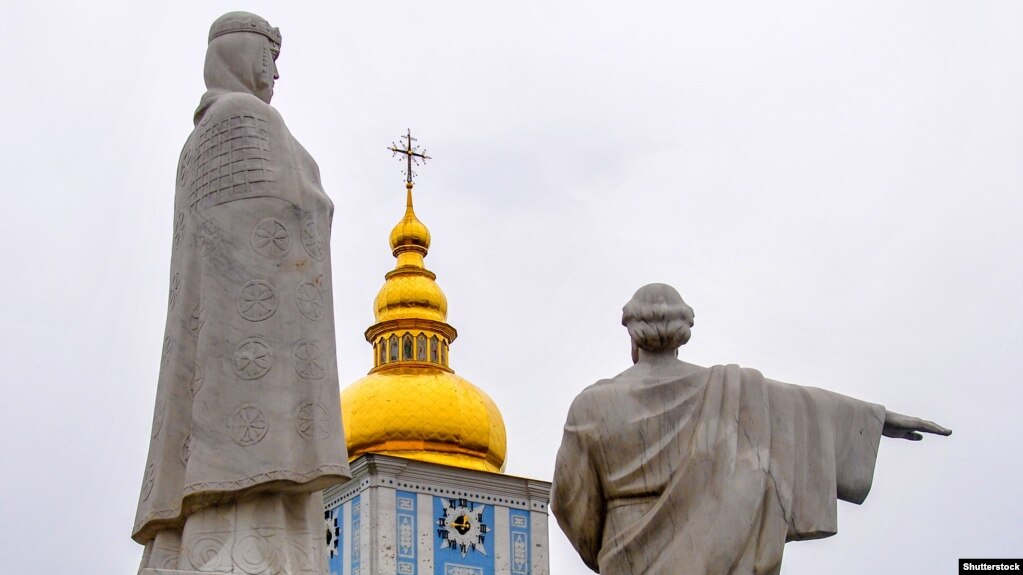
[433,496,495,575]
[351,495,362,575]
[509,509,531,575]
[397,490,418,575]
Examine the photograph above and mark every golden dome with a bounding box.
[374,182,447,324]
[389,183,431,252]
[341,180,507,473]
[343,369,506,472]
[374,271,447,323]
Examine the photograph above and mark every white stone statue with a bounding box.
[132,12,350,574]
[552,283,950,575]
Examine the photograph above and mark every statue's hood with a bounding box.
[194,33,270,125]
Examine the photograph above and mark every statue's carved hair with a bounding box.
[621,283,695,352]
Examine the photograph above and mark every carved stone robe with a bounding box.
[552,363,885,575]
[132,83,350,572]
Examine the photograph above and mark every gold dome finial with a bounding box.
[341,135,507,473]
[389,182,431,256]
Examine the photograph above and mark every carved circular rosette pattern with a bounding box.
[228,405,268,446]
[187,537,229,572]
[173,211,184,249]
[233,534,275,574]
[190,361,204,397]
[251,217,290,258]
[151,400,166,439]
[296,402,331,440]
[237,280,278,322]
[160,336,172,374]
[189,300,205,336]
[168,272,181,311]
[283,539,315,572]
[141,463,155,501]
[233,337,272,380]
[180,433,194,465]
[154,550,180,570]
[301,219,326,261]
[293,340,326,380]
[296,282,325,321]
[199,219,220,257]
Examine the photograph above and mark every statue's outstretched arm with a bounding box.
[882,410,952,441]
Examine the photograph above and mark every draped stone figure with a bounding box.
[552,284,950,575]
[133,12,350,574]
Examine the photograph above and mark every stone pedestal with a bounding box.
[323,454,550,575]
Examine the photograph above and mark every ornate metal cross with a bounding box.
[388,129,431,183]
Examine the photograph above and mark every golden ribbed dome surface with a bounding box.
[374,273,447,323]
[342,369,506,472]
[389,200,431,251]
[341,180,507,473]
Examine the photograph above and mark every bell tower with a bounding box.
[323,133,551,575]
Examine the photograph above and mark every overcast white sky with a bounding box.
[2,1,1021,573]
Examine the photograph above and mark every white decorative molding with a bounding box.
[323,454,552,575]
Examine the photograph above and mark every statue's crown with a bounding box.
[208,13,281,49]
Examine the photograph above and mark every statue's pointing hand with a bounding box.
[882,410,953,441]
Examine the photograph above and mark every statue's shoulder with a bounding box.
[561,380,619,431]
[582,377,619,394]
[585,377,618,391]
[184,92,286,209]
[198,92,282,127]
[210,91,267,111]
[707,363,764,379]
[568,378,617,410]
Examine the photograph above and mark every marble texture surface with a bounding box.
[552,283,950,575]
[133,12,350,574]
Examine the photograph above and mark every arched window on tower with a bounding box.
[389,335,399,362]
[441,341,448,366]
[403,334,413,360]
[378,338,386,366]
[416,334,427,361]
[430,336,439,363]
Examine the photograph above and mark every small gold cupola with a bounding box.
[373,182,447,325]
[341,133,507,473]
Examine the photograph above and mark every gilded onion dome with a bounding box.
[341,181,507,473]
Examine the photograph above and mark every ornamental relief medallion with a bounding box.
[251,217,290,258]
[296,402,331,440]
[301,219,326,262]
[228,405,269,447]
[168,272,181,311]
[296,282,325,321]
[234,337,272,380]
[198,219,221,258]
[141,463,155,501]
[237,280,278,322]
[293,340,326,380]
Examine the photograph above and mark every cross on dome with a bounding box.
[387,129,431,183]
[341,133,507,473]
